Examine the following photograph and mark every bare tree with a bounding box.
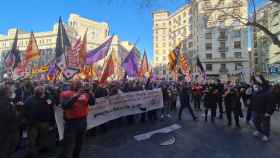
[271,0,280,3]
[138,0,280,47]
[216,0,280,47]
[248,0,280,47]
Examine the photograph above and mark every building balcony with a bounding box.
[218,47,228,52]
[218,36,228,41]
[219,68,229,74]
[201,57,248,63]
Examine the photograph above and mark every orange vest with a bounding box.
[60,90,89,120]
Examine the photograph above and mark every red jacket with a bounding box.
[60,90,90,120]
[192,86,203,96]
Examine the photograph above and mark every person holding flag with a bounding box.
[58,80,95,158]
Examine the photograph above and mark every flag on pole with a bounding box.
[82,65,97,80]
[24,32,40,64]
[55,17,79,80]
[86,36,113,65]
[122,47,138,77]
[139,50,149,78]
[100,54,114,85]
[196,56,207,80]
[47,64,57,80]
[79,30,87,67]
[180,54,192,82]
[168,43,181,71]
[66,37,81,69]
[4,29,21,70]
[14,31,41,79]
[55,17,70,70]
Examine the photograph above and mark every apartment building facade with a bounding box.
[153,0,249,81]
[252,1,280,81]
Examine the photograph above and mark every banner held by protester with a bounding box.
[55,88,163,140]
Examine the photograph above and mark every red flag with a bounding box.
[100,54,114,85]
[14,32,41,79]
[24,32,40,64]
[168,43,181,71]
[180,54,192,81]
[139,50,149,78]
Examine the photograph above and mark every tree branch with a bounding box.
[270,0,280,3]
[247,21,280,47]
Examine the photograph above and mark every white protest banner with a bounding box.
[55,88,163,140]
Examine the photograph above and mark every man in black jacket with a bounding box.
[178,82,197,121]
[0,83,20,158]
[252,82,275,142]
[204,85,219,123]
[224,88,241,127]
[24,86,53,158]
[216,80,225,119]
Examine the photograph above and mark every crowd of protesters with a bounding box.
[0,75,279,158]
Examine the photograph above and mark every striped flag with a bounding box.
[4,29,21,71]
[100,54,114,85]
[13,32,41,79]
[139,50,149,78]
[180,54,192,81]
[24,32,40,64]
[168,43,181,71]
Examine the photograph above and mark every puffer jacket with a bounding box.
[252,88,275,115]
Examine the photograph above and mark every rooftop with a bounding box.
[256,1,273,12]
[170,3,191,17]
[69,13,109,27]
[152,10,170,15]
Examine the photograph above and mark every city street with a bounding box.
[75,110,280,158]
[1,1,280,158]
[14,105,280,158]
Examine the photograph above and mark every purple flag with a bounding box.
[122,47,138,77]
[86,36,113,64]
[152,73,157,81]
[48,64,56,76]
